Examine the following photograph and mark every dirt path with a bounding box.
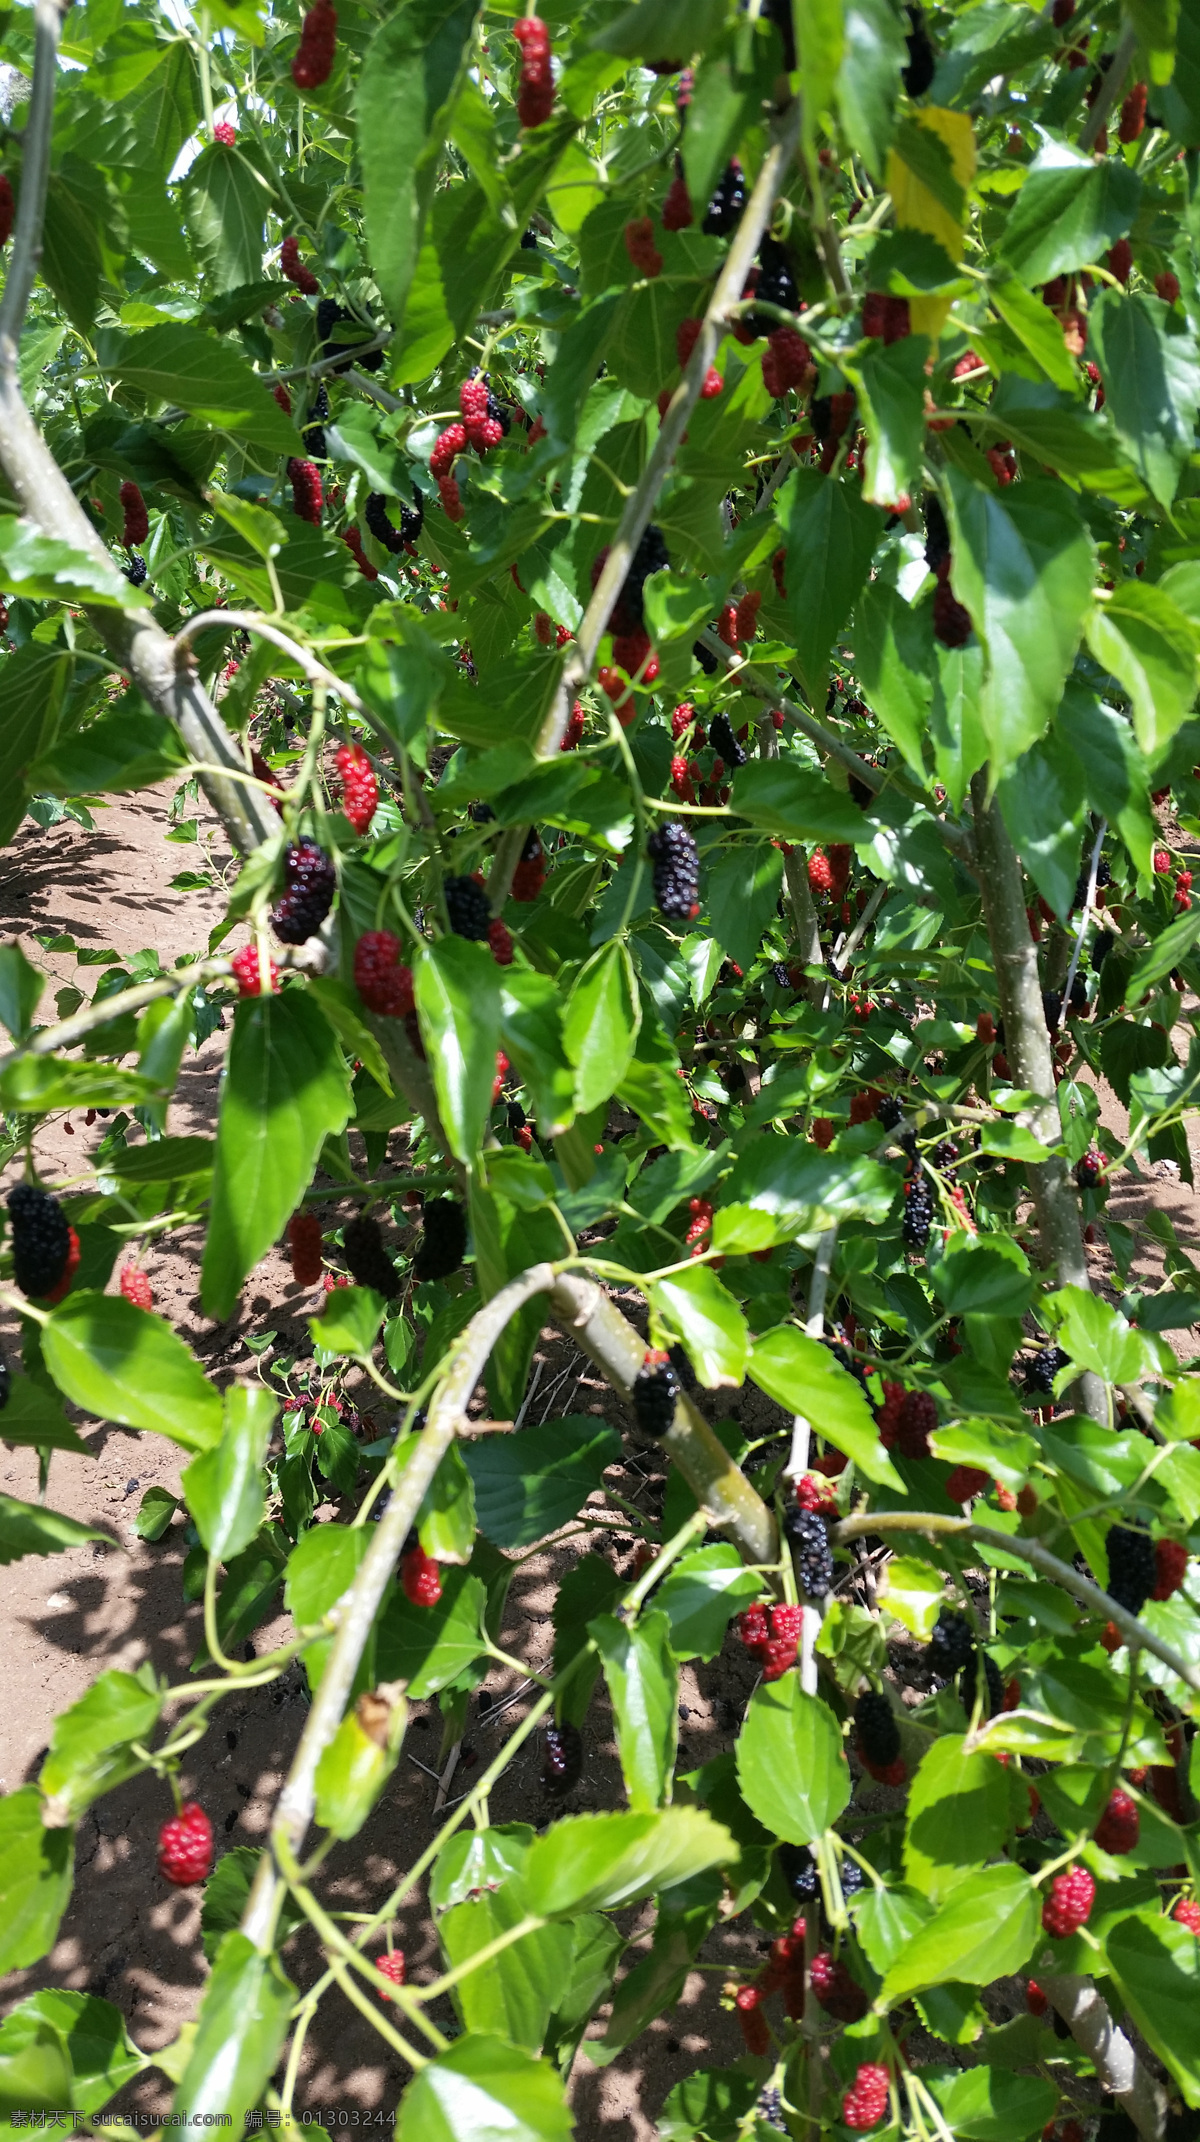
[1,787,1197,2136]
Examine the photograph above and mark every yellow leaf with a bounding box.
[887,109,976,341]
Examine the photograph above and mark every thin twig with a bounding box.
[1079,25,1137,152]
[1062,817,1106,1019]
[175,609,364,712]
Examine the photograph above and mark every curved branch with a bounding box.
[547,1271,778,1564]
[969,781,1106,1424]
[1039,1973,1167,2141]
[175,609,367,715]
[486,94,802,915]
[833,1509,1200,1692]
[240,1260,559,1951]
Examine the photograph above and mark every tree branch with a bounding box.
[0,0,278,861]
[968,780,1106,1423]
[547,1271,778,1564]
[240,1261,559,1951]
[1039,1972,1168,2141]
[834,1509,1200,1692]
[486,94,801,915]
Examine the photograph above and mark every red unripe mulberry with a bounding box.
[336,742,378,834]
[292,0,337,89]
[431,422,467,478]
[120,481,149,548]
[287,457,322,524]
[401,1543,441,1607]
[1094,1787,1139,1855]
[1173,1899,1200,1933]
[1119,82,1147,141]
[624,217,663,278]
[119,1267,154,1309]
[353,931,414,1017]
[488,918,514,965]
[439,474,464,522]
[1157,270,1181,304]
[158,1802,213,1886]
[343,527,378,581]
[231,943,279,996]
[288,1211,323,1285]
[843,2063,890,2131]
[1154,1538,1188,1599]
[376,1952,406,2000]
[1042,1865,1094,1938]
[1108,238,1133,286]
[662,171,692,229]
[280,236,319,294]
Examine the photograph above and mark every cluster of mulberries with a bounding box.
[632,1347,680,1436]
[342,1213,399,1296]
[271,838,336,942]
[1022,1344,1068,1400]
[460,372,510,453]
[353,931,414,1017]
[413,1198,467,1283]
[737,1600,802,1681]
[444,873,492,941]
[783,1506,834,1597]
[513,16,554,130]
[335,742,378,833]
[703,160,746,236]
[288,1211,323,1285]
[302,381,329,458]
[647,821,700,922]
[292,0,337,90]
[365,490,423,555]
[876,1382,936,1459]
[512,829,546,901]
[280,236,319,294]
[543,1720,583,1794]
[9,1183,79,1302]
[1106,1524,1156,1618]
[287,457,323,525]
[120,481,149,548]
[124,555,148,587]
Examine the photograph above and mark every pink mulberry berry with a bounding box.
[336,742,378,834]
[287,457,322,524]
[1042,1866,1095,1938]
[280,236,319,294]
[119,1268,153,1309]
[843,2063,890,2131]
[158,1802,213,1886]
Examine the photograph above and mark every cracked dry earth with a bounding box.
[0,779,1198,2139]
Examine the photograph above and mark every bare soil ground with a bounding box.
[0,782,1197,2138]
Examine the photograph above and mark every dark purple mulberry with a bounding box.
[783,1506,833,1596]
[543,1720,583,1795]
[647,821,700,923]
[1106,1525,1155,1618]
[8,1182,71,1298]
[342,1214,399,1296]
[632,1349,679,1436]
[272,838,336,943]
[412,1199,467,1283]
[855,1690,900,1769]
[709,710,747,770]
[444,874,492,941]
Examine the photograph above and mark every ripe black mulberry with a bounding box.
[647,821,700,923]
[928,1607,972,1677]
[342,1214,399,1296]
[444,874,491,941]
[271,838,336,943]
[783,1506,834,1597]
[631,1348,679,1436]
[543,1720,583,1794]
[703,160,746,236]
[709,710,747,771]
[9,1182,71,1298]
[302,381,329,459]
[1106,1525,1155,1618]
[413,1198,467,1283]
[855,1690,900,1770]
